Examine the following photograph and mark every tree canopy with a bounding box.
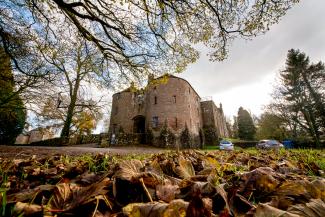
[270,49,325,146]
[2,0,300,81]
[256,112,288,141]
[237,107,256,140]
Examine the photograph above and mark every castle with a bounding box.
[108,74,229,147]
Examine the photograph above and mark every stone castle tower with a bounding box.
[109,74,229,147]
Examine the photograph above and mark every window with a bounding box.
[173,95,176,103]
[152,116,159,128]
[154,86,157,90]
[115,106,118,115]
[189,88,191,94]
[175,117,178,129]
[154,96,157,104]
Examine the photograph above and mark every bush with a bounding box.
[203,125,219,146]
[28,138,65,146]
[158,122,175,148]
[180,125,192,148]
[146,129,154,145]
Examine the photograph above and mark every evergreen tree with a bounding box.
[0,47,26,144]
[203,125,219,146]
[274,49,325,146]
[158,121,175,148]
[180,125,192,149]
[237,107,256,140]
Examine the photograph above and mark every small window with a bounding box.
[175,117,178,129]
[152,116,159,128]
[154,86,157,90]
[154,96,157,104]
[189,88,191,94]
[173,95,176,103]
[115,106,118,115]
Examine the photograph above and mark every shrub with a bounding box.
[146,129,154,145]
[158,122,175,148]
[203,125,219,146]
[180,125,192,148]
[28,138,65,146]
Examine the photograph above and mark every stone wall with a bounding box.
[145,76,202,137]
[108,75,227,147]
[200,100,229,138]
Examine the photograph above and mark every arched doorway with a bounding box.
[133,115,146,144]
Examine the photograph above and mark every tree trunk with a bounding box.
[60,79,80,141]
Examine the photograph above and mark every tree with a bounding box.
[7,0,299,79]
[38,97,102,137]
[273,49,325,146]
[0,47,26,144]
[37,34,107,139]
[72,110,99,136]
[203,125,219,146]
[237,107,256,140]
[256,112,288,141]
[232,116,239,139]
[180,125,192,149]
[0,2,53,108]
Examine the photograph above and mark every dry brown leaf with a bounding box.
[288,199,325,217]
[48,178,110,212]
[254,203,299,217]
[175,156,195,179]
[7,184,55,203]
[123,199,188,217]
[13,202,42,216]
[240,167,283,195]
[156,183,180,202]
[114,159,144,181]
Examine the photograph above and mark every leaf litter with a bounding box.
[0,149,324,216]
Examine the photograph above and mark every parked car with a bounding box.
[256,140,284,149]
[219,140,234,150]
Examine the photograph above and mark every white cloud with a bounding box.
[179,0,325,117]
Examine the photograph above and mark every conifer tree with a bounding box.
[237,107,256,140]
[0,47,26,144]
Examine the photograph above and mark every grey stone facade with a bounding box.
[108,75,229,147]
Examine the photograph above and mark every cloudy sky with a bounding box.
[179,0,325,118]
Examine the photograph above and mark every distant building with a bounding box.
[108,74,229,147]
[15,127,55,144]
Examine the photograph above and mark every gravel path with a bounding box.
[0,144,165,159]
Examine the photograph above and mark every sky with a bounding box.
[179,0,325,119]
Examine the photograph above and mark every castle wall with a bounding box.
[108,75,228,146]
[200,101,229,138]
[109,91,146,134]
[145,76,202,136]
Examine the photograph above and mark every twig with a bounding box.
[139,178,153,202]
[92,196,99,217]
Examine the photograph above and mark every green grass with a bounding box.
[203,145,220,150]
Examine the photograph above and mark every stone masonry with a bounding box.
[109,74,229,146]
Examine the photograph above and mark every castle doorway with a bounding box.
[133,115,146,144]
